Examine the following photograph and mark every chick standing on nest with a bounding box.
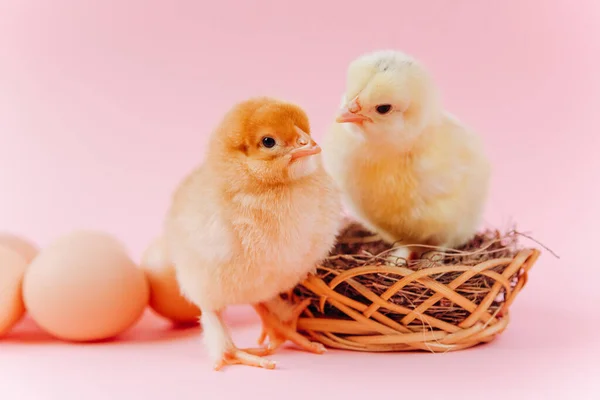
[321,50,491,260]
[163,97,342,370]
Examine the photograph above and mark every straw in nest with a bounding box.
[290,222,541,353]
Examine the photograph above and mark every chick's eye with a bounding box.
[261,136,276,148]
[376,104,392,114]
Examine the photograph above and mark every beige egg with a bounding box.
[0,233,39,264]
[0,246,28,337]
[141,237,200,324]
[23,231,149,342]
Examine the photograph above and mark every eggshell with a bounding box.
[0,233,39,264]
[141,237,200,324]
[0,246,28,336]
[23,231,149,342]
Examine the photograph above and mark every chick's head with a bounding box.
[215,97,321,184]
[337,50,442,146]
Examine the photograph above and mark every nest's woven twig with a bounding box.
[291,223,541,353]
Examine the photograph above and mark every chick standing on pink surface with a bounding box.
[321,49,491,260]
[160,97,342,370]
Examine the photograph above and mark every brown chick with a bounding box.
[321,50,491,260]
[163,97,342,370]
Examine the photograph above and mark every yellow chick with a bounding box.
[321,50,491,259]
[163,97,342,370]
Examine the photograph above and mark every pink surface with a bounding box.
[0,1,598,399]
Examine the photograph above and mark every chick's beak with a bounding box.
[336,109,371,124]
[336,98,372,124]
[290,141,321,161]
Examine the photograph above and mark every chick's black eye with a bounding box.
[261,136,276,148]
[376,104,392,114]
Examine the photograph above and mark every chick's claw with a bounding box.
[256,300,308,347]
[254,300,326,355]
[214,348,277,371]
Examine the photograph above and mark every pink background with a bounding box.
[1,0,599,398]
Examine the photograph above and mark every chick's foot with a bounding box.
[203,310,276,371]
[253,300,326,354]
[214,347,277,371]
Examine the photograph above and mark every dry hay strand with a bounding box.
[290,222,543,353]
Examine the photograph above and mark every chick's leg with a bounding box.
[253,297,326,354]
[386,245,419,265]
[201,310,276,371]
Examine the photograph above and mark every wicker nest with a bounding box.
[291,222,541,353]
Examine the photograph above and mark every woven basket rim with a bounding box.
[294,247,540,353]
